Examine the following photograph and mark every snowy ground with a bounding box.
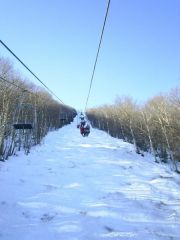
[0,118,180,240]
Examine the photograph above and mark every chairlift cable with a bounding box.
[84,0,111,112]
[0,76,31,94]
[0,39,65,104]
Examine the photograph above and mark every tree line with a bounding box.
[0,56,76,160]
[86,88,180,173]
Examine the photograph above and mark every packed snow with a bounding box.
[0,118,180,240]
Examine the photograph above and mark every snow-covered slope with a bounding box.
[0,119,180,240]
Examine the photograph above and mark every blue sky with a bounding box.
[0,0,180,110]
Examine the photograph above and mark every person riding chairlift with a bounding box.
[77,113,85,128]
[80,122,90,137]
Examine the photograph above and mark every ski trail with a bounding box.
[0,119,180,240]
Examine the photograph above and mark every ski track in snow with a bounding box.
[0,118,180,240]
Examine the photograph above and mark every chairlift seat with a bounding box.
[13,123,33,130]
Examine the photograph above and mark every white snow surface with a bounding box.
[0,118,180,240]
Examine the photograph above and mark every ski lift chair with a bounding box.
[13,123,33,130]
[13,103,34,130]
[13,100,34,154]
